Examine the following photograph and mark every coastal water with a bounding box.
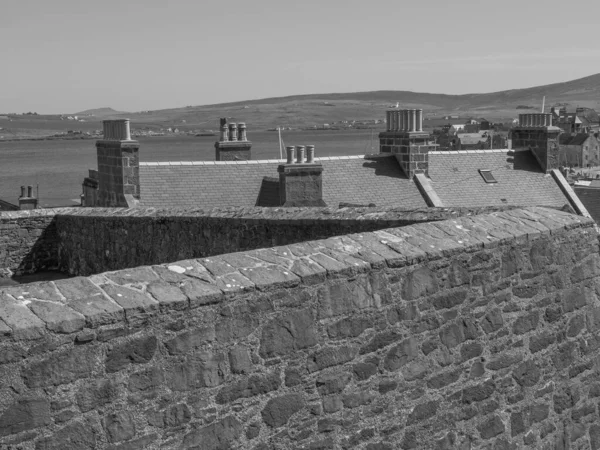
[0,129,381,207]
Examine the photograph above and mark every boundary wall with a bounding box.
[1,207,600,449]
[1,205,516,279]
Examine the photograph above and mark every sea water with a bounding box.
[0,129,381,207]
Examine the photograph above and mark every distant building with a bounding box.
[559,134,600,167]
[448,124,465,135]
[551,107,600,134]
[456,133,487,150]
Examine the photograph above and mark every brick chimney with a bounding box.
[379,108,437,178]
[277,145,326,207]
[18,185,38,210]
[214,118,252,161]
[81,169,99,207]
[511,113,561,173]
[96,119,140,207]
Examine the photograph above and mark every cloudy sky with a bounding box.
[2,0,599,113]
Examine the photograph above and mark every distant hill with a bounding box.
[118,73,600,130]
[74,107,129,118]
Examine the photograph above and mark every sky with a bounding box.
[2,0,600,114]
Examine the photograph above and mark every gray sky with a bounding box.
[3,0,599,113]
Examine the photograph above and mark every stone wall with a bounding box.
[0,209,65,278]
[1,207,600,449]
[54,205,517,277]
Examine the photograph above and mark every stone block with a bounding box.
[169,352,226,392]
[182,415,242,449]
[101,284,159,318]
[21,346,96,388]
[353,358,379,381]
[431,289,468,310]
[402,267,439,300]
[165,326,215,355]
[261,394,304,428]
[27,300,85,334]
[103,411,136,443]
[318,276,380,318]
[34,419,98,450]
[316,371,352,395]
[328,316,374,339]
[383,337,418,372]
[462,380,495,404]
[239,265,300,290]
[407,400,438,425]
[105,335,158,373]
[477,415,505,440]
[229,346,252,374]
[512,311,539,335]
[259,309,317,358]
[146,282,188,310]
[215,372,280,404]
[307,345,358,373]
[77,378,120,412]
[0,397,51,437]
[0,293,46,340]
[128,367,163,393]
[512,360,540,387]
[215,316,258,342]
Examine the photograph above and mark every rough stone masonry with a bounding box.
[0,207,600,449]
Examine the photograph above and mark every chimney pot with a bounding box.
[306,145,315,163]
[286,146,295,164]
[295,145,305,164]
[20,186,25,198]
[27,185,33,197]
[237,122,247,141]
[220,123,229,141]
[228,123,238,141]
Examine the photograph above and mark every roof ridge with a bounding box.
[140,155,369,166]
[430,149,510,155]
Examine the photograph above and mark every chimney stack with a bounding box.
[380,107,437,178]
[511,113,561,173]
[214,119,252,161]
[18,185,38,210]
[95,119,140,207]
[278,145,325,207]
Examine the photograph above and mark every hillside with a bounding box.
[74,107,129,117]
[117,73,600,130]
[3,73,600,138]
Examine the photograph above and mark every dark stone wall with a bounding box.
[0,207,599,449]
[53,205,518,277]
[0,210,62,278]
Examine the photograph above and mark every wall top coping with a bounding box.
[1,205,521,222]
[0,207,594,342]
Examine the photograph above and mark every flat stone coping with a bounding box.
[0,207,594,341]
[1,205,520,220]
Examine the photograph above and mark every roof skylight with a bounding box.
[479,169,497,184]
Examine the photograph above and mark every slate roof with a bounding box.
[559,134,592,146]
[427,149,570,208]
[574,186,600,224]
[139,155,427,210]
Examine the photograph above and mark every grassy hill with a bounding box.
[116,72,600,130]
[3,73,600,137]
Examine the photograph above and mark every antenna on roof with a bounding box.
[541,96,546,113]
